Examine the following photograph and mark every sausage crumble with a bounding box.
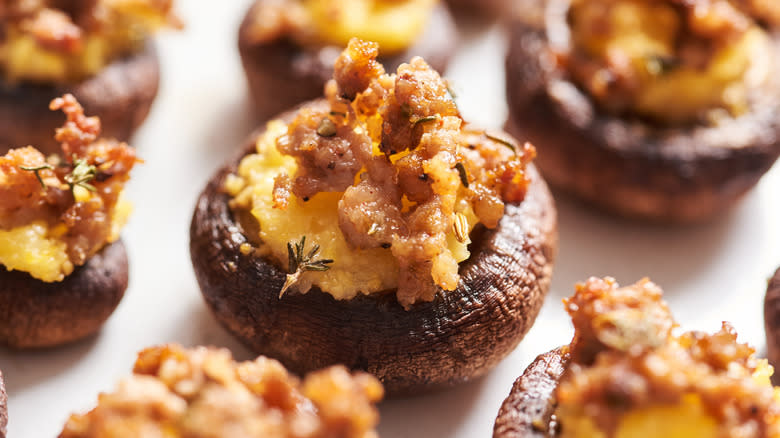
[230,38,536,308]
[59,345,383,438]
[0,94,138,282]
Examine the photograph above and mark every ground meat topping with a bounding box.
[59,345,383,438]
[555,277,780,437]
[564,0,777,124]
[0,94,137,281]
[230,38,536,308]
[0,0,179,82]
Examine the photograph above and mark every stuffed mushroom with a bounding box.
[59,344,383,438]
[493,277,780,437]
[0,94,139,348]
[191,39,558,395]
[0,0,179,154]
[238,0,458,122]
[505,0,780,222]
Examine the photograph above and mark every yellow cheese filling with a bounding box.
[558,358,780,438]
[302,0,437,54]
[0,196,132,282]
[569,0,771,123]
[560,394,719,438]
[228,120,474,300]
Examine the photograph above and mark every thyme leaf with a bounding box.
[455,162,469,188]
[64,158,97,193]
[19,164,53,188]
[485,132,516,153]
[279,236,334,298]
[412,115,438,127]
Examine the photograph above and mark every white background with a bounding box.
[1,2,779,436]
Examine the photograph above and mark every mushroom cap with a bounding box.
[493,348,567,438]
[0,42,159,155]
[0,240,129,349]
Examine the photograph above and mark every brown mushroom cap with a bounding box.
[0,240,128,349]
[505,0,780,223]
[493,348,567,438]
[0,369,6,438]
[238,0,458,122]
[0,42,159,156]
[189,105,558,396]
[764,267,780,378]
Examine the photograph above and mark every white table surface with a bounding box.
[2,2,779,436]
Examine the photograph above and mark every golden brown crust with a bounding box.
[238,0,458,121]
[764,266,780,380]
[0,369,6,438]
[493,348,568,438]
[0,239,128,348]
[505,0,780,223]
[190,106,558,395]
[0,42,159,155]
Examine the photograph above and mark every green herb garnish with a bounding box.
[455,162,469,188]
[485,132,516,153]
[19,164,54,188]
[279,236,334,298]
[412,115,438,127]
[64,158,97,193]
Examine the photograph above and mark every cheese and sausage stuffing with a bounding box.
[228,38,536,308]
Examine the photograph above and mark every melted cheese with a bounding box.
[0,197,131,283]
[0,222,73,282]
[304,0,437,54]
[559,362,778,438]
[230,119,473,300]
